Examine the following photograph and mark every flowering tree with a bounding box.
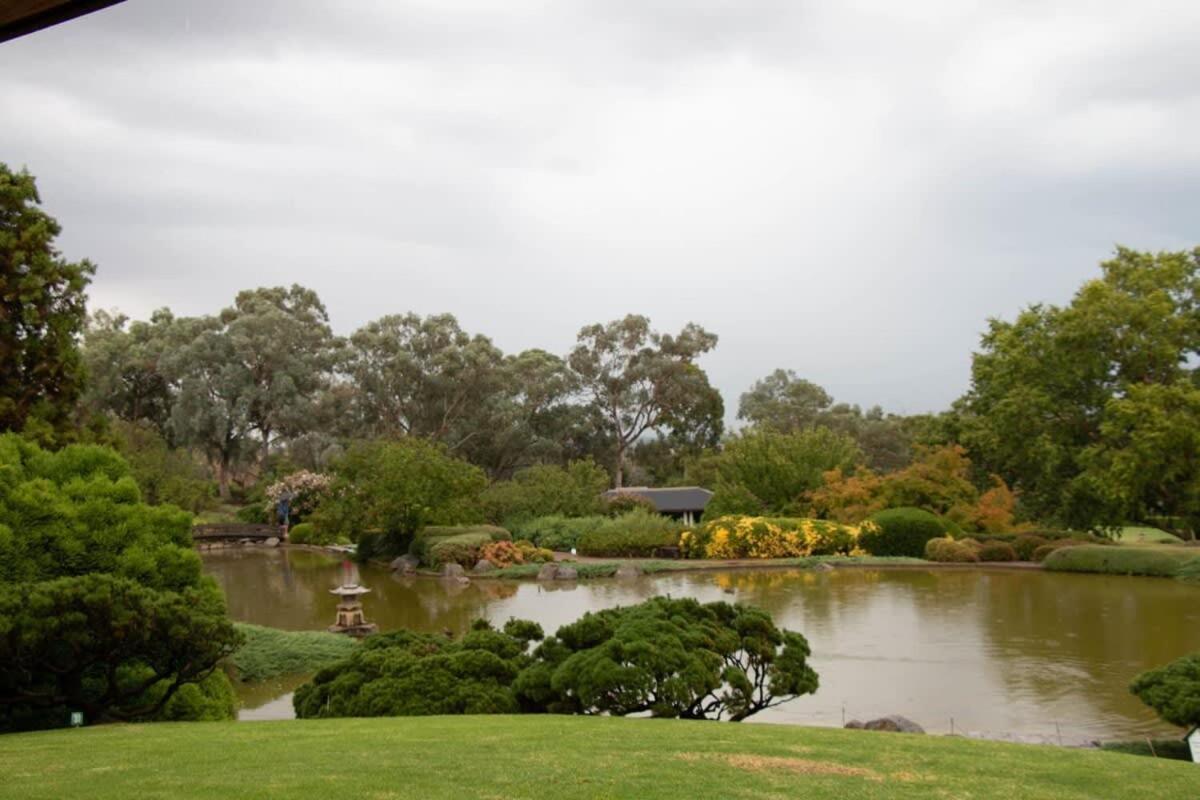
[263,470,333,523]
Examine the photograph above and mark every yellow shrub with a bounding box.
[681,516,861,560]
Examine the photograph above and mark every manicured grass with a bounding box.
[228,623,358,683]
[1117,526,1185,545]
[1042,544,1200,578]
[481,555,927,580]
[1,716,1196,799]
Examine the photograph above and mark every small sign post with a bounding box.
[69,711,83,728]
[1186,726,1200,763]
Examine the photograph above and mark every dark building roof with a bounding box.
[603,486,713,514]
[1,1,125,44]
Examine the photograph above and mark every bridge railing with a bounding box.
[192,523,284,540]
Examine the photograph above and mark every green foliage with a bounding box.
[286,521,347,546]
[704,481,768,518]
[313,439,487,556]
[964,246,1200,529]
[480,460,608,525]
[515,597,818,721]
[411,525,511,566]
[861,507,947,558]
[0,164,94,434]
[575,509,682,557]
[154,671,237,722]
[81,309,177,434]
[977,541,1018,562]
[924,537,980,563]
[110,420,216,512]
[707,427,862,516]
[0,434,199,591]
[510,514,608,551]
[235,504,271,524]
[428,532,496,568]
[294,619,544,718]
[0,574,242,731]
[1013,535,1048,561]
[1042,545,1198,577]
[229,623,358,683]
[569,314,722,487]
[1129,652,1200,728]
[1175,558,1200,584]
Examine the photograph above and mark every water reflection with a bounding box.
[203,550,1200,740]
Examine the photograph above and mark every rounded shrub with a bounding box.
[1032,540,1084,563]
[576,509,681,557]
[977,541,1017,562]
[1013,535,1047,561]
[861,507,946,558]
[288,522,316,544]
[602,492,658,517]
[924,537,980,563]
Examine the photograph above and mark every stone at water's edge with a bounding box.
[555,565,578,580]
[441,563,465,579]
[855,715,925,734]
[265,537,280,547]
[614,563,642,578]
[391,555,419,573]
[537,563,559,581]
[814,562,834,572]
[473,559,495,573]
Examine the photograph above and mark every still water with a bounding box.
[203,548,1200,741]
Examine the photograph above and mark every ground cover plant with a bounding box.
[3,715,1199,800]
[228,624,358,684]
[1129,651,1200,729]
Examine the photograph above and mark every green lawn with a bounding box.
[1,716,1197,799]
[1117,526,1186,545]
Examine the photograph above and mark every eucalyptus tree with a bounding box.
[568,315,721,488]
[737,369,832,432]
[165,285,341,497]
[82,308,180,436]
[0,164,93,434]
[346,313,504,447]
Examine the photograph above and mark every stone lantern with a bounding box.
[328,562,378,636]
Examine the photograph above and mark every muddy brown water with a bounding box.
[203,548,1200,741]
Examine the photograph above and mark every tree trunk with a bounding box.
[216,456,232,501]
[614,444,625,489]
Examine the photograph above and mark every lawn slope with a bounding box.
[1,716,1197,799]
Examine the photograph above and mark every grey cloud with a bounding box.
[1,0,1197,419]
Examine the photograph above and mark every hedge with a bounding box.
[412,525,511,565]
[925,537,979,563]
[1042,545,1200,577]
[576,510,682,558]
[510,515,607,552]
[860,508,946,558]
[679,516,863,560]
[977,541,1017,562]
[428,532,497,568]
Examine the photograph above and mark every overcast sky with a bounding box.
[2,0,1197,420]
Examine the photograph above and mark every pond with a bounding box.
[203,548,1200,742]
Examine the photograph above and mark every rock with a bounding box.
[614,563,642,579]
[844,720,865,730]
[265,537,280,547]
[537,563,559,581]
[473,559,495,573]
[456,576,471,585]
[862,715,925,734]
[555,565,578,580]
[390,555,419,573]
[814,562,834,572]
[441,563,465,579]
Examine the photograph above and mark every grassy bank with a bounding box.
[1,716,1196,799]
[228,624,358,683]
[475,554,928,579]
[1042,545,1200,579]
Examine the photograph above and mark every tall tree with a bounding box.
[165,285,340,498]
[964,247,1200,527]
[737,369,832,431]
[82,309,179,436]
[0,164,93,433]
[346,313,503,447]
[569,315,721,487]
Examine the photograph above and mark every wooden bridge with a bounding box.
[192,524,285,544]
